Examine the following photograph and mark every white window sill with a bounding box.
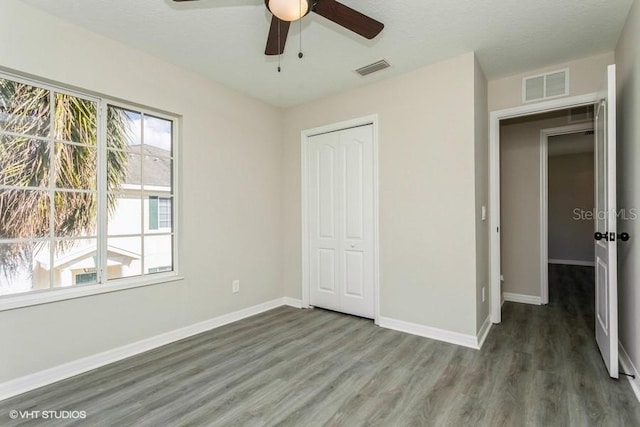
[0,275,185,312]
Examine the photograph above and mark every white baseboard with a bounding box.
[503,292,542,305]
[548,259,595,267]
[477,316,493,349]
[619,342,640,403]
[378,316,479,349]
[283,297,303,309]
[0,297,294,402]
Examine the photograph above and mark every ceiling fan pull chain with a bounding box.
[278,19,282,72]
[298,1,304,59]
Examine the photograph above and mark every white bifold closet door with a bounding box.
[308,124,375,319]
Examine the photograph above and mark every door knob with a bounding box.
[350,244,356,248]
[595,232,615,241]
[595,232,631,242]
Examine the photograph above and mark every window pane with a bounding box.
[142,154,171,190]
[0,241,50,295]
[144,235,173,274]
[107,148,138,192]
[0,190,50,239]
[108,193,142,235]
[0,78,50,137]
[107,236,142,280]
[109,150,140,191]
[0,135,50,187]
[143,115,172,155]
[108,107,141,148]
[52,238,97,288]
[54,93,97,145]
[55,142,97,190]
[54,191,97,238]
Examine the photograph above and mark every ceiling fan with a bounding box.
[173,0,384,56]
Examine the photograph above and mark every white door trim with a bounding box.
[301,115,380,324]
[539,123,595,305]
[489,93,599,323]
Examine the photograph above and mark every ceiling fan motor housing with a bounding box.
[265,0,312,22]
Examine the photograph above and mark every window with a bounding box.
[149,196,172,230]
[159,198,172,229]
[0,73,178,304]
[75,272,97,285]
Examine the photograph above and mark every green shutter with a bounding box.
[149,196,159,230]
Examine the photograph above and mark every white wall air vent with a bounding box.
[355,59,391,77]
[568,105,595,123]
[522,69,570,103]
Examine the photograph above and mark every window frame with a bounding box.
[0,71,182,312]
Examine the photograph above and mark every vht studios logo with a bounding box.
[573,208,638,221]
[9,410,87,420]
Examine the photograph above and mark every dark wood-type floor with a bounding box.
[1,264,639,426]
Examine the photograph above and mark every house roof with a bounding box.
[123,144,171,188]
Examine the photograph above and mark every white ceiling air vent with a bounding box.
[568,105,595,123]
[355,59,391,77]
[522,69,570,103]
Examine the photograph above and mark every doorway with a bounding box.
[489,93,599,322]
[301,115,380,321]
[498,111,594,306]
[542,124,595,304]
[490,65,619,378]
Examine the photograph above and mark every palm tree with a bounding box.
[0,78,129,275]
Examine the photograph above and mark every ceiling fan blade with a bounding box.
[265,16,291,55]
[313,0,384,39]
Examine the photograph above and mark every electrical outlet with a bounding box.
[482,287,486,303]
[232,280,240,293]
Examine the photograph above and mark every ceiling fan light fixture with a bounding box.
[267,0,310,22]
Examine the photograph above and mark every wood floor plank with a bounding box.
[1,264,639,426]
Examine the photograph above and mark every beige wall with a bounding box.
[616,0,640,386]
[548,150,595,263]
[474,57,490,330]
[0,1,283,382]
[500,111,582,297]
[282,53,481,335]
[489,52,615,112]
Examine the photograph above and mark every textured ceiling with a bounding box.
[22,0,633,107]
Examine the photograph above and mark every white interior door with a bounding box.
[594,64,618,379]
[308,125,375,319]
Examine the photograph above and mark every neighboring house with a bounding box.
[31,244,141,291]
[0,144,172,294]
